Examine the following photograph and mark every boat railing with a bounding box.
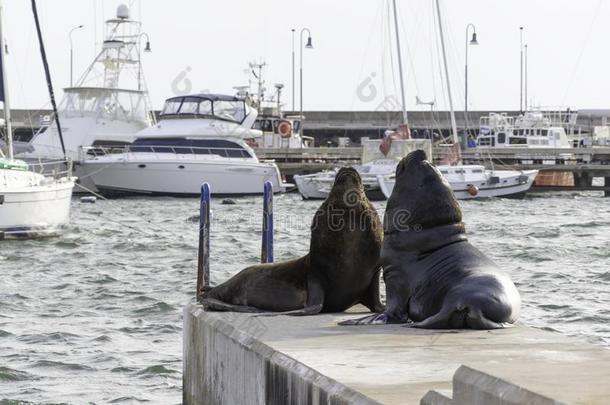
[27,159,74,179]
[81,144,253,159]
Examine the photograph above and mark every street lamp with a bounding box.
[137,32,151,91]
[68,24,84,87]
[299,28,313,134]
[519,26,524,113]
[464,23,478,114]
[291,28,295,111]
[464,23,478,137]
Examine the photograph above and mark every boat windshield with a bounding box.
[160,96,245,123]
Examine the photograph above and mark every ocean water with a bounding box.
[0,191,609,404]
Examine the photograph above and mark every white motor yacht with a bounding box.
[81,94,284,197]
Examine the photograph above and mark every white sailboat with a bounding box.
[19,4,154,192]
[377,0,538,200]
[0,0,75,239]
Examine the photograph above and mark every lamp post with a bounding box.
[523,44,527,111]
[519,26,524,113]
[68,24,84,87]
[464,23,478,114]
[137,32,151,91]
[299,28,313,134]
[291,28,295,111]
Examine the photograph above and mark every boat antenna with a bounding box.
[0,0,13,160]
[434,0,458,145]
[391,0,408,125]
[31,0,66,158]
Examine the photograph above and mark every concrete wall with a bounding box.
[183,304,380,405]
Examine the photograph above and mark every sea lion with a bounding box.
[341,150,521,328]
[201,167,384,314]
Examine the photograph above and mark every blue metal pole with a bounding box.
[197,183,211,300]
[261,181,274,263]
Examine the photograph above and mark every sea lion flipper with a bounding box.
[201,298,266,313]
[359,267,385,313]
[255,303,323,317]
[338,311,408,326]
[408,306,506,330]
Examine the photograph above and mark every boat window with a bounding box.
[497,132,506,143]
[292,120,301,133]
[129,138,252,158]
[180,98,200,114]
[541,129,548,136]
[161,99,182,115]
[454,169,465,174]
[198,100,212,115]
[440,170,449,174]
[472,169,483,173]
[213,101,246,123]
[261,119,273,132]
[509,137,527,145]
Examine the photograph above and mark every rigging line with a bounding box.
[560,0,603,106]
[348,0,383,110]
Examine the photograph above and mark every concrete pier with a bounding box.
[183,303,610,405]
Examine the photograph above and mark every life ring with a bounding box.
[278,120,292,138]
[467,184,479,196]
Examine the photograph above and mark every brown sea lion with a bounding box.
[201,167,384,314]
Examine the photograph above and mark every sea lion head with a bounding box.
[328,167,365,206]
[384,149,462,233]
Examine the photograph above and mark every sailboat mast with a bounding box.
[391,0,408,125]
[0,0,13,160]
[434,0,458,144]
[31,0,66,158]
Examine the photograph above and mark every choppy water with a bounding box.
[1,191,609,403]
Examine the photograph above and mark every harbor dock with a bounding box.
[183,303,610,404]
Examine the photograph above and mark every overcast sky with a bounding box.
[3,0,609,112]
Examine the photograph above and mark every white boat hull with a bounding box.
[0,173,75,238]
[83,155,284,196]
[378,169,539,200]
[294,172,386,201]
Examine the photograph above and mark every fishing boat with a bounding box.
[476,110,573,148]
[18,4,154,192]
[81,93,285,197]
[0,0,75,239]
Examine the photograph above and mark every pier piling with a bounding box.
[261,181,274,263]
[196,183,211,300]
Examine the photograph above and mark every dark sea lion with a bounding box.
[341,150,521,329]
[201,167,384,314]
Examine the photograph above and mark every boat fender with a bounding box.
[467,184,479,196]
[278,120,292,138]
